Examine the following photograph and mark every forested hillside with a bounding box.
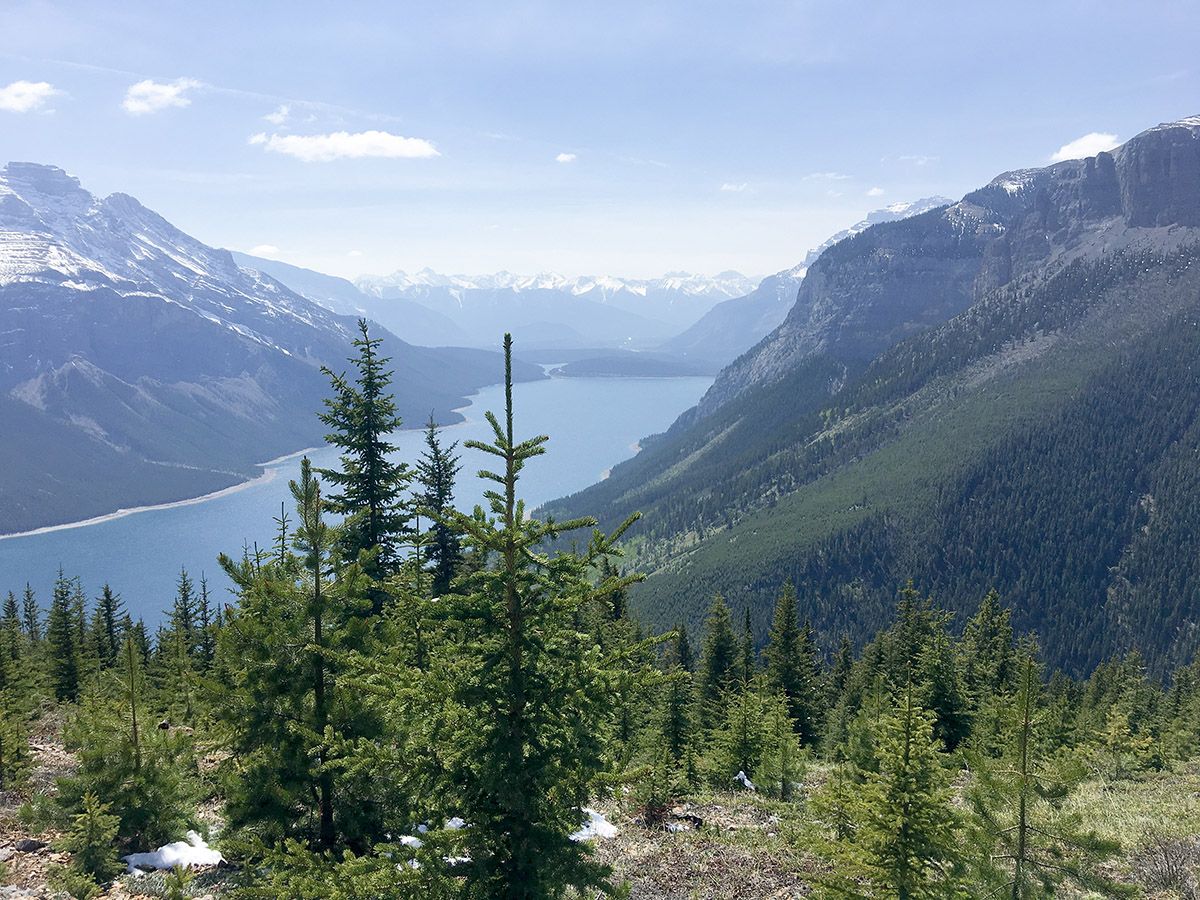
[544,116,1200,676]
[4,329,1200,898]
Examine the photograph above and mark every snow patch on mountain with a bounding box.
[0,161,351,355]
[356,268,756,301]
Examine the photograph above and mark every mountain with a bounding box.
[660,198,952,368]
[542,116,1200,676]
[354,269,756,350]
[230,252,469,346]
[0,162,538,534]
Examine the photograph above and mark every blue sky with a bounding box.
[1,0,1197,279]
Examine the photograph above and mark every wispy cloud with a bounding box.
[249,130,440,162]
[555,152,578,163]
[347,249,364,257]
[264,104,290,126]
[0,80,60,113]
[122,77,202,115]
[248,244,282,257]
[1050,131,1120,162]
[720,182,748,192]
[897,154,938,166]
[804,171,851,181]
[866,186,885,197]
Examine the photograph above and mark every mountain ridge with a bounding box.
[541,114,1200,674]
[660,197,952,368]
[0,162,537,533]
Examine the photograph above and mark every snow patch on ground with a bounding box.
[734,771,757,791]
[123,831,223,875]
[570,807,618,841]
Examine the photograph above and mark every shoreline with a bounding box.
[0,385,500,542]
[0,450,318,542]
[0,372,690,541]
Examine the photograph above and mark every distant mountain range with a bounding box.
[544,115,1200,676]
[233,256,756,352]
[0,163,537,534]
[353,269,756,350]
[237,201,952,373]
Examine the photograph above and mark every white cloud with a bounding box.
[249,130,440,162]
[347,249,364,257]
[0,80,60,113]
[264,104,290,126]
[555,152,577,163]
[122,77,202,115]
[1049,131,1120,162]
[249,244,282,258]
[804,171,851,181]
[720,182,748,192]
[866,186,885,197]
[897,154,938,166]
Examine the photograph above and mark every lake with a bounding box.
[0,374,711,624]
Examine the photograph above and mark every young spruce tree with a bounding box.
[318,319,412,609]
[424,334,645,898]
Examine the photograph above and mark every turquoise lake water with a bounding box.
[0,375,711,624]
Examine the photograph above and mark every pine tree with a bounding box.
[659,629,695,763]
[21,583,40,643]
[672,624,694,673]
[317,319,412,608]
[0,600,31,789]
[57,636,198,848]
[739,606,755,686]
[46,568,80,702]
[171,568,196,656]
[216,457,382,854]
[56,792,123,883]
[918,628,970,751]
[291,456,337,849]
[759,690,803,800]
[94,585,124,669]
[0,592,23,689]
[195,575,215,668]
[829,634,854,701]
[968,649,1125,897]
[415,414,463,597]
[697,594,737,732]
[712,674,767,788]
[764,582,823,746]
[960,589,1015,701]
[71,577,100,689]
[423,334,645,898]
[824,683,962,898]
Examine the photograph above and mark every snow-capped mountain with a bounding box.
[797,196,953,272]
[357,268,754,301]
[0,162,532,533]
[0,162,338,354]
[350,267,757,349]
[661,197,952,367]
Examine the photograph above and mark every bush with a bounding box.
[56,791,123,882]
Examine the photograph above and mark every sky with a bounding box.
[1,0,1198,280]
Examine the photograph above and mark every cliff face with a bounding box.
[696,117,1200,419]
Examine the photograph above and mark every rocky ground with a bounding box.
[4,718,1200,898]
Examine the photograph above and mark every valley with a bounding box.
[3,7,1200,890]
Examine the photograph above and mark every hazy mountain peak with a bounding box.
[356,269,755,298]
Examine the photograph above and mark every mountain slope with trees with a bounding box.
[543,115,1200,675]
